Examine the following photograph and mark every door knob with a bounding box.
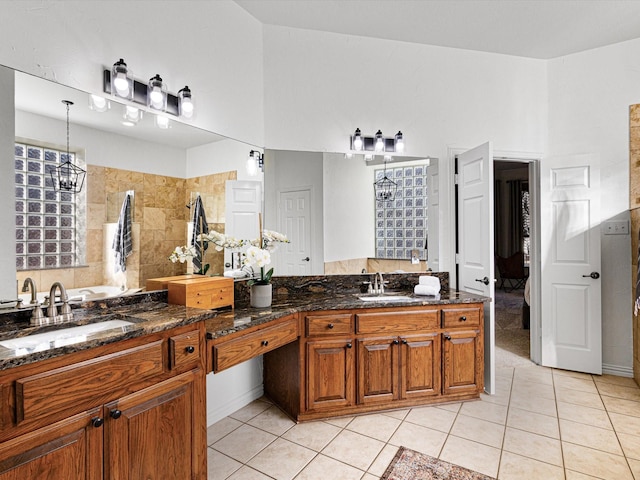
[302,257,310,261]
[582,272,600,279]
[475,277,490,285]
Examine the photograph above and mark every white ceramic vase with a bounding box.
[250,284,272,308]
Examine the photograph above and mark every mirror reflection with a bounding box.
[12,70,259,292]
[264,149,438,276]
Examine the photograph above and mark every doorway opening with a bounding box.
[493,159,536,368]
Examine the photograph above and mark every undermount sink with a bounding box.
[358,295,414,302]
[0,319,133,353]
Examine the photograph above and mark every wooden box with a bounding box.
[146,274,201,291]
[168,277,234,310]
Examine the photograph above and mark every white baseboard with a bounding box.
[601,363,634,378]
[206,384,264,427]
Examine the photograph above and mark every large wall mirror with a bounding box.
[9,69,260,293]
[263,149,440,276]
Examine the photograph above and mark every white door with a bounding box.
[457,142,495,394]
[278,188,312,275]
[540,154,601,374]
[427,158,439,271]
[225,180,262,270]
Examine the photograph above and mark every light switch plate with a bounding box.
[603,220,629,235]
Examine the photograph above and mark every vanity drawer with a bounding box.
[305,314,352,337]
[355,309,439,334]
[441,306,482,328]
[169,329,201,370]
[213,316,299,372]
[15,341,164,424]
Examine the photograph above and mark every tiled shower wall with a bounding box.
[16,166,236,291]
[630,104,640,385]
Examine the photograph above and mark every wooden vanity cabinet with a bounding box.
[264,303,484,422]
[0,323,207,479]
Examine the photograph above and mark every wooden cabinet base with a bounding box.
[264,303,485,422]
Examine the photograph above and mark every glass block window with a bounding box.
[15,142,83,270]
[374,162,429,259]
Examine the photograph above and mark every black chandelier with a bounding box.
[50,100,86,193]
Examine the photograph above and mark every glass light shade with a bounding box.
[246,151,259,177]
[147,74,167,111]
[364,154,373,162]
[178,86,194,118]
[111,59,133,100]
[123,105,142,124]
[155,115,170,129]
[374,130,384,152]
[89,94,110,112]
[352,128,363,151]
[395,131,405,153]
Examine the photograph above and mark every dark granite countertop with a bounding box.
[205,289,488,340]
[0,273,488,371]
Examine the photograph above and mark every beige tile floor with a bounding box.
[207,365,640,479]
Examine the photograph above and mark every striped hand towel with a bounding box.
[113,193,133,273]
[190,195,209,273]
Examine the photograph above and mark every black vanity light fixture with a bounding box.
[51,100,86,194]
[103,58,194,119]
[247,150,264,177]
[349,128,405,153]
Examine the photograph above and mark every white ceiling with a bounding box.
[235,0,640,59]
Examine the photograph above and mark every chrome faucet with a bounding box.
[22,277,46,326]
[376,272,386,294]
[22,277,38,304]
[47,282,73,324]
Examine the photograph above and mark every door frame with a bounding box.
[447,147,542,368]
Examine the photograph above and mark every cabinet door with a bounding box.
[357,336,399,405]
[306,339,355,412]
[400,333,441,400]
[443,330,483,395]
[104,369,206,480]
[0,409,102,480]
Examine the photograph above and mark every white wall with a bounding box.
[187,138,256,181]
[0,66,15,299]
[16,111,187,177]
[0,0,264,147]
[547,38,640,374]
[262,25,547,277]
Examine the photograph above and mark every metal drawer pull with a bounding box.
[346,343,352,349]
[110,409,122,419]
[185,345,195,353]
[460,316,467,321]
[328,323,334,329]
[444,335,451,341]
[261,340,269,347]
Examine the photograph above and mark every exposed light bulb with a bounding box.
[148,74,166,110]
[246,150,260,176]
[114,74,129,96]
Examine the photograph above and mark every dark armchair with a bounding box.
[496,251,527,292]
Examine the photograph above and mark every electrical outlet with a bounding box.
[603,220,629,235]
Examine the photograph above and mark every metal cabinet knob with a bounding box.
[444,334,452,341]
[185,345,195,354]
[110,409,122,419]
[346,343,352,349]
[460,316,467,321]
[92,417,104,428]
[261,340,269,347]
[328,323,334,329]
[393,339,399,345]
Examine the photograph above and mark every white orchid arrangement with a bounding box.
[169,245,198,264]
[169,228,289,284]
[245,229,290,285]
